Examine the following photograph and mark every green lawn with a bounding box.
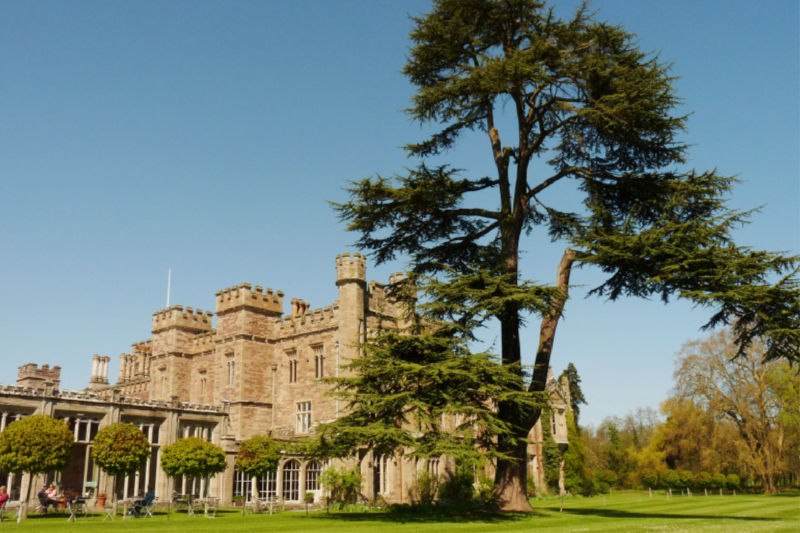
[3,492,798,533]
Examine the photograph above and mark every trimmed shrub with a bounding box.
[160,436,227,480]
[695,472,712,490]
[235,435,281,477]
[660,469,679,490]
[711,473,727,490]
[640,468,658,489]
[92,423,151,478]
[0,415,74,475]
[678,470,695,490]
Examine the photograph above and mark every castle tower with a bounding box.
[149,306,214,400]
[336,253,367,370]
[214,284,283,436]
[216,283,283,402]
[17,363,61,393]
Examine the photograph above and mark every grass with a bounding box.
[1,492,797,533]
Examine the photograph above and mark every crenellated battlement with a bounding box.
[215,283,284,316]
[278,303,338,333]
[132,340,152,354]
[152,306,214,333]
[191,330,218,352]
[17,363,61,391]
[335,253,367,285]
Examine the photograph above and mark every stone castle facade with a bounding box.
[0,254,570,507]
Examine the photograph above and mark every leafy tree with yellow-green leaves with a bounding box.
[92,423,151,478]
[0,415,74,521]
[235,436,281,513]
[160,437,227,495]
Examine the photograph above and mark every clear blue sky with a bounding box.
[0,1,797,427]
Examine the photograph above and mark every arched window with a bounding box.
[283,460,300,501]
[305,461,322,492]
[427,457,440,477]
[226,355,235,387]
[313,346,324,378]
[374,455,389,494]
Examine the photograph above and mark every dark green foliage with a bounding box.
[660,469,679,489]
[412,470,441,505]
[559,364,587,428]
[679,470,695,489]
[604,423,626,477]
[92,423,151,477]
[594,479,610,495]
[313,322,541,465]
[319,467,362,506]
[711,473,728,490]
[438,464,477,502]
[695,472,712,490]
[476,474,495,503]
[235,435,281,478]
[640,469,658,489]
[0,415,73,475]
[726,474,741,491]
[332,0,799,507]
[526,474,537,498]
[540,410,562,492]
[562,413,590,496]
[597,470,619,488]
[159,437,227,480]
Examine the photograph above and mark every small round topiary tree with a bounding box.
[92,423,151,509]
[726,474,741,492]
[660,469,679,496]
[711,473,727,494]
[234,436,281,514]
[0,415,74,521]
[640,468,658,495]
[160,437,227,500]
[678,470,695,493]
[695,472,712,494]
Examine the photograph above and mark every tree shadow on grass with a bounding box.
[771,491,800,498]
[561,508,779,522]
[309,509,544,525]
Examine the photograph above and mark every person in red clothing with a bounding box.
[0,485,9,508]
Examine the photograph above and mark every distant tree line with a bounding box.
[559,330,798,496]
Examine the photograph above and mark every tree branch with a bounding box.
[525,167,588,202]
[447,208,501,220]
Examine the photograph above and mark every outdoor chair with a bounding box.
[244,498,260,514]
[132,493,155,517]
[79,499,96,520]
[266,495,280,515]
[142,497,157,518]
[205,497,218,518]
[101,503,114,522]
[184,498,203,517]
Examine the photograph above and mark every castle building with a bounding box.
[0,254,570,507]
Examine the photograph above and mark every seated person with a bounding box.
[133,491,155,515]
[37,485,57,511]
[46,483,58,499]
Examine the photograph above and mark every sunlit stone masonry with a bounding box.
[0,254,570,507]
